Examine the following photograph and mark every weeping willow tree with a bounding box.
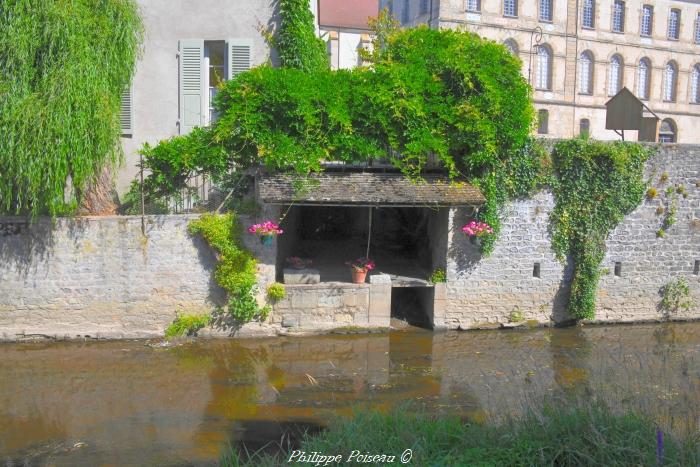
[0,0,143,216]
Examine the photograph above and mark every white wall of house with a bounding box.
[117,0,275,195]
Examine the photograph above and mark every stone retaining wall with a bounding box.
[444,144,700,328]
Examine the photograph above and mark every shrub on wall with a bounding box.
[0,0,143,215]
[276,0,328,72]
[188,213,269,323]
[550,139,652,320]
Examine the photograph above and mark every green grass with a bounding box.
[221,401,700,466]
[164,313,211,338]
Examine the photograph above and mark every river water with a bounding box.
[1,322,699,465]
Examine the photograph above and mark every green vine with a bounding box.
[276,0,328,72]
[188,213,269,323]
[0,0,143,215]
[550,139,653,320]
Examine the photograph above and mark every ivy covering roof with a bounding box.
[258,173,485,206]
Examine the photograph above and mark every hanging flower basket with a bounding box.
[248,221,283,246]
[461,221,493,246]
[346,258,375,284]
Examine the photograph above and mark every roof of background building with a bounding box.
[318,0,378,30]
[258,172,485,206]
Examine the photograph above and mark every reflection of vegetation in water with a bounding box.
[548,327,592,394]
[223,401,700,466]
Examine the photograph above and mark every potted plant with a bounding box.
[286,256,312,269]
[247,221,283,246]
[461,221,493,246]
[346,257,375,284]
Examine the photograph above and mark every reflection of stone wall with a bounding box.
[445,145,700,328]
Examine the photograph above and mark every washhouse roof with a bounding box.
[258,172,485,207]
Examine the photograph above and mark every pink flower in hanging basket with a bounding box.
[461,221,493,238]
[248,221,283,236]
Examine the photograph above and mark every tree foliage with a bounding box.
[0,0,143,215]
[550,139,652,320]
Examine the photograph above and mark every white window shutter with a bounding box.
[179,39,204,134]
[120,85,133,136]
[226,38,253,80]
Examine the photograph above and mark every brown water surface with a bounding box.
[0,323,699,465]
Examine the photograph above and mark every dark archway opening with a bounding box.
[391,287,435,329]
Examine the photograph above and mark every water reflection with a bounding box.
[0,323,698,465]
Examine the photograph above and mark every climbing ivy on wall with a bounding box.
[188,213,269,323]
[0,0,143,216]
[549,139,653,320]
[276,0,328,72]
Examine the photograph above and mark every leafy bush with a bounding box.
[165,313,211,338]
[550,140,652,320]
[428,269,446,283]
[188,213,267,323]
[266,282,286,301]
[0,0,143,215]
[659,278,695,316]
[276,0,328,72]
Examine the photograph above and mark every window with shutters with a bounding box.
[466,0,480,12]
[540,0,552,22]
[503,39,518,55]
[179,38,252,134]
[637,58,651,100]
[668,9,680,40]
[579,51,594,94]
[640,5,653,36]
[664,61,678,102]
[420,0,429,15]
[612,1,625,33]
[120,85,133,136]
[536,45,552,90]
[579,119,590,137]
[537,109,549,134]
[503,0,517,17]
[582,0,595,29]
[608,55,623,96]
[204,41,225,125]
[690,64,700,104]
[695,13,700,43]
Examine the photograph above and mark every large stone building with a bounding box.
[384,0,700,143]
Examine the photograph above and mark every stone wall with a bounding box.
[0,215,219,339]
[444,144,700,328]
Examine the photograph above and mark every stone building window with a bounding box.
[690,65,700,104]
[694,260,700,275]
[695,13,700,43]
[533,263,541,278]
[537,109,549,134]
[663,62,678,102]
[640,5,653,36]
[659,119,677,143]
[420,0,429,15]
[608,55,623,96]
[402,0,410,23]
[466,0,480,13]
[579,118,590,137]
[637,58,651,100]
[540,0,553,22]
[503,39,518,55]
[612,1,625,33]
[582,0,595,29]
[614,262,622,277]
[668,9,681,40]
[535,44,552,90]
[503,0,517,18]
[579,51,594,94]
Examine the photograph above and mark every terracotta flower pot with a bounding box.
[351,268,368,284]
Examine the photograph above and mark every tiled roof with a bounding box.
[258,173,485,206]
[318,0,378,30]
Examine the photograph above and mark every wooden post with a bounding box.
[366,206,373,259]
